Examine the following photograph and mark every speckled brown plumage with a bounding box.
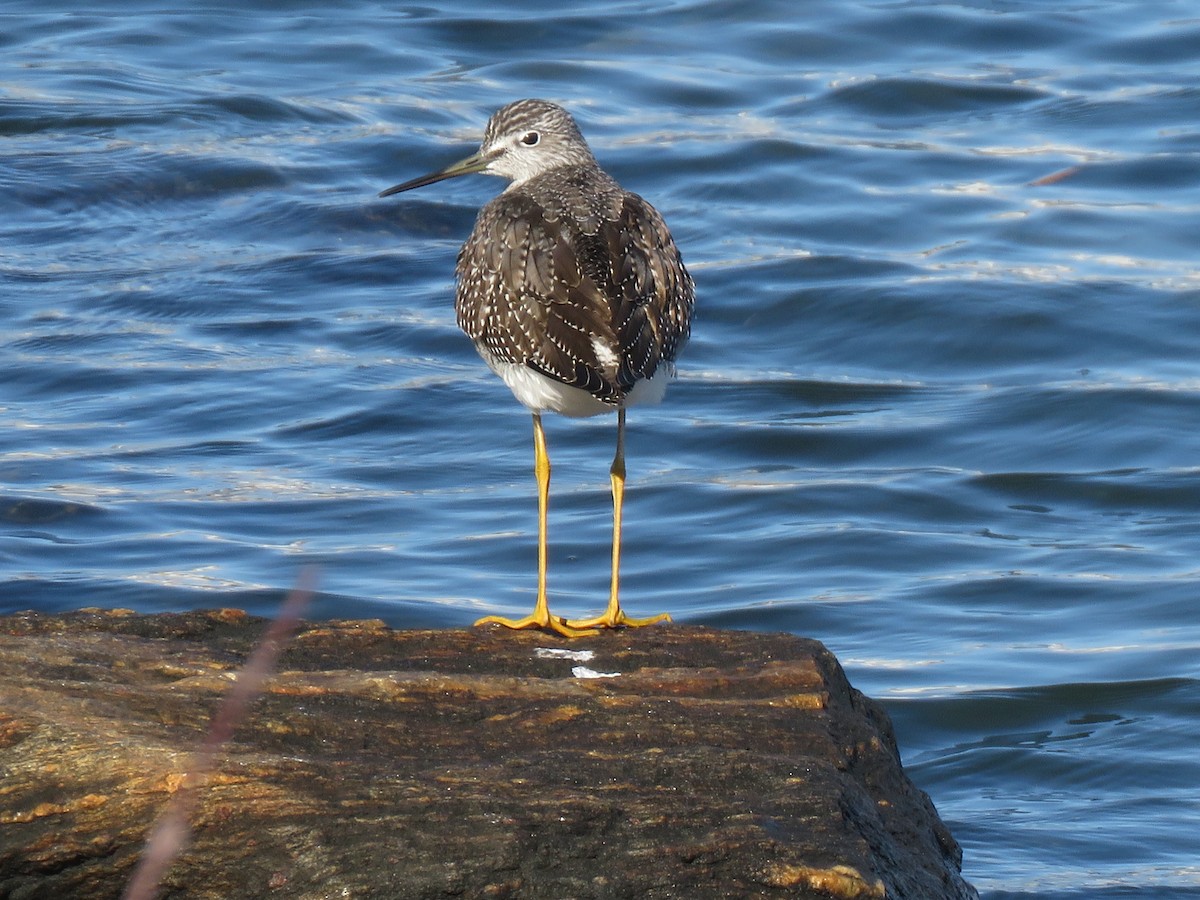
[456,161,693,404]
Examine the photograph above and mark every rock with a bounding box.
[0,609,977,899]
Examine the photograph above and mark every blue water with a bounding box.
[3,2,1199,895]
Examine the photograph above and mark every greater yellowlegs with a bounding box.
[380,99,694,638]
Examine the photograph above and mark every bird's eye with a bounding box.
[520,131,540,146]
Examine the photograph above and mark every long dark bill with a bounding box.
[378,150,489,198]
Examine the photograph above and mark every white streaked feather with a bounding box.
[590,335,620,374]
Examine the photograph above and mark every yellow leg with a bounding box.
[476,412,597,638]
[567,407,670,630]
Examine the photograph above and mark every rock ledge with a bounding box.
[0,609,976,899]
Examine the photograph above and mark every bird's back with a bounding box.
[456,164,694,408]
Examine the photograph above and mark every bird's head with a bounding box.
[379,99,596,197]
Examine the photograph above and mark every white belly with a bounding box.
[480,350,670,418]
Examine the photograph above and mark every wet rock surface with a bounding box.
[0,609,976,899]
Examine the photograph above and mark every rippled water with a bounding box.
[4,2,1200,895]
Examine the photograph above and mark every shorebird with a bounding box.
[380,99,694,638]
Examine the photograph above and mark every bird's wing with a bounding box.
[457,189,694,403]
[604,193,695,390]
[457,192,622,401]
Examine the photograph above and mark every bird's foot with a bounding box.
[564,608,671,630]
[475,611,598,639]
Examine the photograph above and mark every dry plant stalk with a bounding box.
[121,568,316,900]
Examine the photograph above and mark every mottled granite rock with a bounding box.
[0,609,976,899]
